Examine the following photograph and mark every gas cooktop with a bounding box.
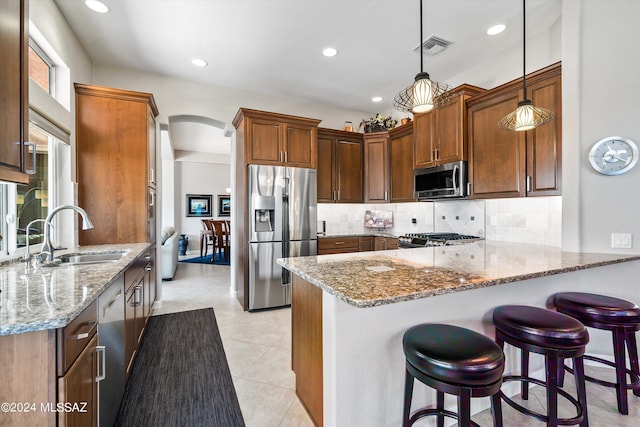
[398,232,483,248]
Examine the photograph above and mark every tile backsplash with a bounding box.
[318,196,562,247]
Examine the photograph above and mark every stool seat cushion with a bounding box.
[553,292,640,325]
[402,324,504,386]
[493,305,589,349]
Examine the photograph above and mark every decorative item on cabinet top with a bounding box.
[359,113,397,133]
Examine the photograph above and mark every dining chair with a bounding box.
[211,220,230,262]
[201,219,215,258]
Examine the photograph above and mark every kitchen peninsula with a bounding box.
[278,242,640,426]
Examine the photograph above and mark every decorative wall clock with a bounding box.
[588,136,638,175]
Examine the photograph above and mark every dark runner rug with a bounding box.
[115,309,244,427]
[180,252,230,265]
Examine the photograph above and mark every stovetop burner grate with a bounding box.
[398,232,483,248]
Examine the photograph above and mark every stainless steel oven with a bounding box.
[414,160,468,200]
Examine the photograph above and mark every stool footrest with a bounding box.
[564,355,640,391]
[502,375,584,426]
[409,408,482,427]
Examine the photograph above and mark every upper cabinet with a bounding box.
[317,128,363,203]
[75,84,159,245]
[388,123,415,202]
[467,63,561,198]
[414,84,485,169]
[363,132,389,203]
[233,108,321,169]
[0,0,30,184]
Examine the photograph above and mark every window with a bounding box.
[0,111,70,257]
[29,41,55,95]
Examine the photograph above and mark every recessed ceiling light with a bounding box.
[372,96,383,103]
[322,47,338,57]
[487,24,506,35]
[85,0,110,13]
[191,58,208,67]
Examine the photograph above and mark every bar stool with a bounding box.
[402,323,505,427]
[553,292,640,415]
[492,305,589,427]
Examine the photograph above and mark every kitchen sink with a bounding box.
[56,251,127,266]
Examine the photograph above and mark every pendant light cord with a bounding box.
[522,0,527,99]
[419,0,423,73]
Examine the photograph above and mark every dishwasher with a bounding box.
[98,276,126,427]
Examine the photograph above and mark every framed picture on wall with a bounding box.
[186,194,212,217]
[218,195,231,217]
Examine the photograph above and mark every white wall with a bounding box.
[174,161,231,254]
[562,0,640,253]
[91,64,375,131]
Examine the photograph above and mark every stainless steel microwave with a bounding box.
[414,160,468,200]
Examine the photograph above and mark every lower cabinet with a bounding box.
[57,299,100,427]
[319,236,398,255]
[58,334,100,427]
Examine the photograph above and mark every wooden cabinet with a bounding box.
[414,85,484,169]
[388,123,415,202]
[143,248,156,319]
[57,299,99,427]
[467,63,561,198]
[318,236,360,255]
[233,108,321,168]
[359,236,374,252]
[319,236,398,254]
[75,84,159,245]
[363,132,389,203]
[317,128,363,203]
[58,334,99,427]
[124,252,151,375]
[374,236,399,251]
[0,0,30,184]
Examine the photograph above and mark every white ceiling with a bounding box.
[53,0,562,154]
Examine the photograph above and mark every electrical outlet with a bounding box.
[611,233,632,249]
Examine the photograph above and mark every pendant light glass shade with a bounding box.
[499,0,555,131]
[393,1,448,114]
[498,99,555,131]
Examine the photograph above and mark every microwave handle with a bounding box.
[452,164,459,194]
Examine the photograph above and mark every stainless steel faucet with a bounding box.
[41,205,95,261]
[22,219,52,263]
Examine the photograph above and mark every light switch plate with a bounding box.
[611,233,632,249]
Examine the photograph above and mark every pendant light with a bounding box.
[393,0,448,114]
[498,0,555,131]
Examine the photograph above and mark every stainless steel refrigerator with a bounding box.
[248,164,317,310]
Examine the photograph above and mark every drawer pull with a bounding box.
[71,321,97,340]
[334,241,345,245]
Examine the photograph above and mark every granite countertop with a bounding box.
[0,243,151,336]
[277,241,640,308]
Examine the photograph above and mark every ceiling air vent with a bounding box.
[414,36,452,56]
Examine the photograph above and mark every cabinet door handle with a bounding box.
[526,175,531,192]
[24,141,37,174]
[467,182,472,195]
[96,346,106,382]
[150,168,155,184]
[384,190,388,201]
[279,151,284,163]
[72,321,97,340]
[334,241,345,245]
[284,151,288,163]
[337,190,340,201]
[146,265,152,272]
[150,191,155,207]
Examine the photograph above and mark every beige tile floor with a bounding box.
[154,260,640,427]
[152,260,313,427]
